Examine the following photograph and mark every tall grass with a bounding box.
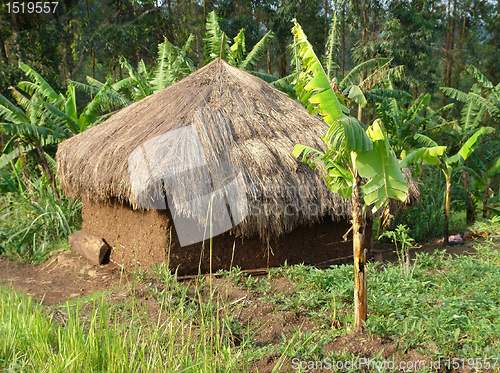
[0,175,81,262]
[0,267,257,372]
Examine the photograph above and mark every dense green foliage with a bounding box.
[0,172,81,263]
[0,3,499,257]
[1,1,500,366]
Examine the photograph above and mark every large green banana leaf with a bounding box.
[239,30,273,71]
[487,156,500,178]
[231,29,246,65]
[292,144,352,197]
[291,20,370,154]
[291,19,348,125]
[447,126,495,165]
[399,146,447,168]
[356,120,409,212]
[204,11,233,64]
[19,63,60,102]
[119,56,152,100]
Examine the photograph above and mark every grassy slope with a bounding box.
[1,225,500,372]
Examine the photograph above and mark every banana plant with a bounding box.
[0,63,124,196]
[401,126,494,244]
[68,73,131,109]
[468,154,500,219]
[0,90,69,196]
[441,69,500,224]
[442,65,500,123]
[43,81,124,135]
[376,93,454,158]
[99,36,196,102]
[16,62,63,103]
[204,11,274,70]
[12,62,127,136]
[291,20,409,328]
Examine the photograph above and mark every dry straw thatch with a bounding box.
[56,59,418,241]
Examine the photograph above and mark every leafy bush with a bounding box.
[415,248,447,270]
[391,170,445,242]
[0,174,81,263]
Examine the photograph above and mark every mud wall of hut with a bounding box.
[81,198,355,275]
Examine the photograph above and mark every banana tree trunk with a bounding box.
[19,151,34,200]
[444,175,451,246]
[352,168,367,328]
[376,203,390,238]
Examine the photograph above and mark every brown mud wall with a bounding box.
[82,198,356,275]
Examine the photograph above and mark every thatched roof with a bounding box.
[56,59,418,241]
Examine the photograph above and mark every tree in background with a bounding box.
[376,0,442,97]
[402,126,493,244]
[0,62,127,192]
[440,65,500,223]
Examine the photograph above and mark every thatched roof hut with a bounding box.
[56,59,417,273]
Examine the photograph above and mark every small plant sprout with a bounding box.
[379,224,420,277]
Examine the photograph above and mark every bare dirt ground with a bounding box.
[0,240,480,372]
[0,249,129,305]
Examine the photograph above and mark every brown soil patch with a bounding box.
[373,238,478,263]
[0,249,129,305]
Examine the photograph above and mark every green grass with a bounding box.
[267,245,500,359]
[2,221,500,372]
[0,283,250,372]
[0,175,81,263]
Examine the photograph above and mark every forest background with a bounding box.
[1,0,499,102]
[1,0,500,261]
